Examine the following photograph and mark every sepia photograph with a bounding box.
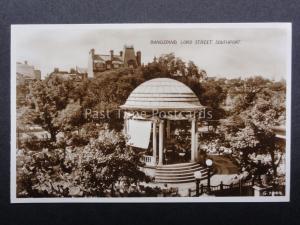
[10,23,291,203]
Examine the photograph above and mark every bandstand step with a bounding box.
[155,171,208,177]
[156,166,207,173]
[156,163,203,171]
[157,162,198,168]
[155,163,208,184]
[155,178,197,184]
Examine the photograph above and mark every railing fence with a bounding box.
[188,179,285,197]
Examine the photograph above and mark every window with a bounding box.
[95,63,104,68]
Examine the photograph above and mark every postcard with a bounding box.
[11,23,291,203]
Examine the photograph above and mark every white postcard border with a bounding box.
[10,23,292,203]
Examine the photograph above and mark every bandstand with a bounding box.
[120,78,208,183]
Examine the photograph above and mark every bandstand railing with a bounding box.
[142,155,156,167]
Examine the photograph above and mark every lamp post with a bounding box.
[194,171,202,197]
[257,160,263,186]
[205,159,213,194]
[239,151,243,167]
[239,173,243,195]
[273,177,279,195]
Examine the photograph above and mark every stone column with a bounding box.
[124,116,128,135]
[152,120,157,165]
[191,118,196,162]
[166,120,171,139]
[158,120,164,166]
[195,119,198,161]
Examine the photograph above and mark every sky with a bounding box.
[12,25,290,80]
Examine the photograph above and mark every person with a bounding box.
[231,175,239,185]
[178,147,186,163]
[163,148,168,164]
[162,184,168,197]
[62,187,69,197]
[119,187,125,197]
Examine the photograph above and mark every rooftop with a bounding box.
[120,78,203,111]
[93,54,123,63]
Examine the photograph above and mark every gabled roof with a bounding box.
[113,55,123,61]
[93,54,124,63]
[93,54,106,62]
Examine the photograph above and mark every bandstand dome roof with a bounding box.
[120,78,204,111]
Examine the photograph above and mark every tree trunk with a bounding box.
[50,130,57,142]
[111,183,115,197]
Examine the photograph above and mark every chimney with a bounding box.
[90,48,95,56]
[70,68,76,74]
[136,51,141,66]
[24,60,28,65]
[120,51,123,57]
[110,50,114,61]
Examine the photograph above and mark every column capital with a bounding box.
[151,117,159,124]
[158,119,165,124]
[188,117,197,123]
[123,111,133,120]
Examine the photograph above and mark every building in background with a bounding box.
[88,45,141,78]
[49,67,88,81]
[16,61,41,85]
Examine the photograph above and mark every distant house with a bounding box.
[206,76,216,81]
[17,61,41,85]
[17,125,51,143]
[88,45,141,78]
[49,67,88,81]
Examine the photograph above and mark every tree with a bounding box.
[245,103,284,177]
[53,101,83,132]
[198,80,227,130]
[186,61,207,81]
[17,129,149,197]
[223,76,286,180]
[24,77,86,141]
[230,76,270,114]
[78,130,149,196]
[227,109,284,179]
[16,83,30,108]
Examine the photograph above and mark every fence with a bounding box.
[188,179,285,197]
[141,155,156,167]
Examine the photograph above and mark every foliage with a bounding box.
[226,114,284,178]
[22,78,82,141]
[16,83,30,108]
[17,130,149,197]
